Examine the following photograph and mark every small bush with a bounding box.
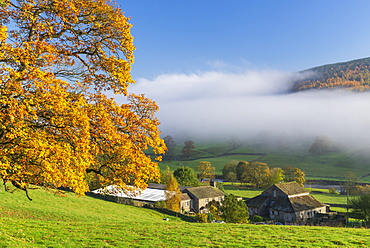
[154,201,166,208]
[195,213,209,223]
[251,215,264,223]
[329,187,339,195]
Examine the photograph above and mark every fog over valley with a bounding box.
[121,69,370,148]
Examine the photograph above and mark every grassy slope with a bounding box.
[1,186,370,247]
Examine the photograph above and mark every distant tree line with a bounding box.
[294,57,370,92]
[222,160,306,188]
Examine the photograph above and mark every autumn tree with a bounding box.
[173,166,199,187]
[294,168,306,187]
[0,0,166,199]
[241,162,270,188]
[206,200,222,220]
[268,167,285,186]
[165,175,181,212]
[196,161,215,181]
[283,167,306,186]
[181,140,196,158]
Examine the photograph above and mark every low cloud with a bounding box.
[126,69,370,148]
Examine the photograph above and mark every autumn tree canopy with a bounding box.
[196,161,215,181]
[165,175,181,212]
[0,0,166,199]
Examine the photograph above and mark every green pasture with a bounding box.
[1,185,370,247]
[163,141,370,182]
[159,154,262,174]
[222,183,263,198]
[259,152,370,182]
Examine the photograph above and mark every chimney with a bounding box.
[210,180,217,188]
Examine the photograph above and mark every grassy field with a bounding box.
[159,154,262,174]
[2,185,370,247]
[161,141,370,183]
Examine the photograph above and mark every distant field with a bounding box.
[159,155,262,174]
[161,141,370,183]
[222,183,263,198]
[1,185,370,247]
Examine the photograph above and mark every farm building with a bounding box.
[91,182,224,213]
[246,182,328,222]
[182,186,225,213]
[91,185,166,203]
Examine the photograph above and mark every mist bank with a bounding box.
[125,70,370,149]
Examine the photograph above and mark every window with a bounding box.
[273,189,277,198]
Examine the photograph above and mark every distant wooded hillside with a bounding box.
[293,57,370,91]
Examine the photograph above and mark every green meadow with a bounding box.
[2,141,370,247]
[160,141,370,183]
[1,185,370,247]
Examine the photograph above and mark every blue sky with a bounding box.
[120,0,370,79]
[113,1,370,144]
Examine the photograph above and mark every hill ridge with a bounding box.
[293,57,370,91]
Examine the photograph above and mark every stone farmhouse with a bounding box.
[246,182,328,222]
[92,182,225,213]
[182,186,225,213]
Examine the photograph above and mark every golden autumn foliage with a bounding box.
[196,161,215,181]
[293,58,370,92]
[0,0,166,199]
[164,175,181,212]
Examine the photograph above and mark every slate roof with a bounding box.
[184,186,225,199]
[180,193,191,201]
[271,195,325,212]
[274,182,308,196]
[246,194,269,208]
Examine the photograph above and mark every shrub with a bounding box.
[154,201,166,208]
[329,187,339,195]
[195,213,209,223]
[251,215,264,223]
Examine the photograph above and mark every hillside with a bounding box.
[1,185,370,247]
[293,57,370,91]
[160,141,370,183]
